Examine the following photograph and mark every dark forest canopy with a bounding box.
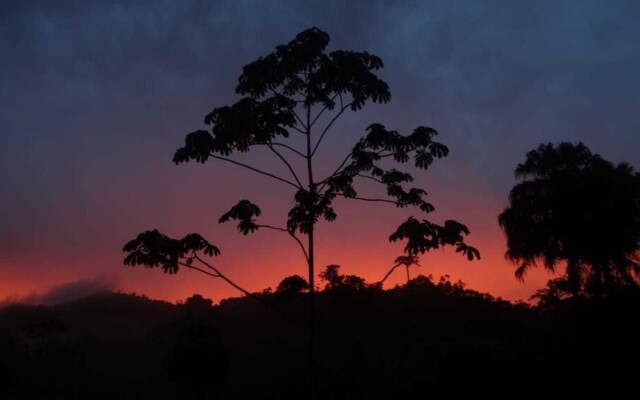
[2,270,639,399]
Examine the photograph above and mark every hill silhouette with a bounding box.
[1,275,639,399]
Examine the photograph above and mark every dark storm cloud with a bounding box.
[1,0,639,298]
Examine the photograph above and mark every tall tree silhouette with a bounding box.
[123,27,479,394]
[499,142,640,296]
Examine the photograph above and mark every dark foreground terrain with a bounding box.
[1,274,638,399]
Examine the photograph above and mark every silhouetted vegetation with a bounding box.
[6,23,633,400]
[2,272,638,399]
[123,27,479,393]
[499,142,640,297]
[276,275,310,295]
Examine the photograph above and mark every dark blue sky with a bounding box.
[2,0,639,303]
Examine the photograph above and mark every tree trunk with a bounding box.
[305,91,316,398]
[308,226,315,397]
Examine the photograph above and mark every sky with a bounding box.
[1,0,640,305]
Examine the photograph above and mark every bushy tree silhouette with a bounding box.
[123,27,479,393]
[276,275,310,295]
[319,265,366,291]
[499,142,640,297]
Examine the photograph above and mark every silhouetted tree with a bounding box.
[277,275,310,295]
[184,294,214,309]
[319,265,366,291]
[499,142,640,297]
[319,265,343,290]
[123,27,479,393]
[379,255,421,284]
[342,275,366,291]
[530,278,574,311]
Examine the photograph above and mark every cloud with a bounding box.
[1,275,118,307]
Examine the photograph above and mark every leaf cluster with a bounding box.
[123,230,220,274]
[389,218,480,260]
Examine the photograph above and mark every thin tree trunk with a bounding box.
[307,227,315,397]
[305,87,316,398]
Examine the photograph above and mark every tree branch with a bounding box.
[293,110,307,131]
[357,174,384,184]
[339,194,398,205]
[317,151,354,193]
[267,144,304,187]
[257,224,310,264]
[311,103,352,157]
[271,143,307,158]
[249,142,306,158]
[290,125,307,135]
[210,154,300,189]
[177,261,222,278]
[309,93,340,128]
[378,260,404,285]
[193,254,280,312]
[318,150,394,192]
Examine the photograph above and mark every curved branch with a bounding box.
[339,194,398,205]
[311,103,352,157]
[309,93,340,128]
[379,260,404,285]
[293,110,307,131]
[177,261,221,278]
[357,174,384,184]
[256,224,288,232]
[193,254,280,313]
[267,144,304,187]
[256,224,310,264]
[318,149,395,192]
[271,143,307,158]
[317,151,354,193]
[249,143,306,158]
[210,154,299,189]
[290,125,307,135]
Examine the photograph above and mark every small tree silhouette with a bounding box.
[123,27,479,393]
[379,255,421,284]
[276,275,310,295]
[318,265,343,290]
[499,142,640,297]
[318,265,366,291]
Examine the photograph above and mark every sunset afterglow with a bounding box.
[1,1,637,305]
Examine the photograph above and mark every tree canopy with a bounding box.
[124,27,479,295]
[499,142,640,296]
